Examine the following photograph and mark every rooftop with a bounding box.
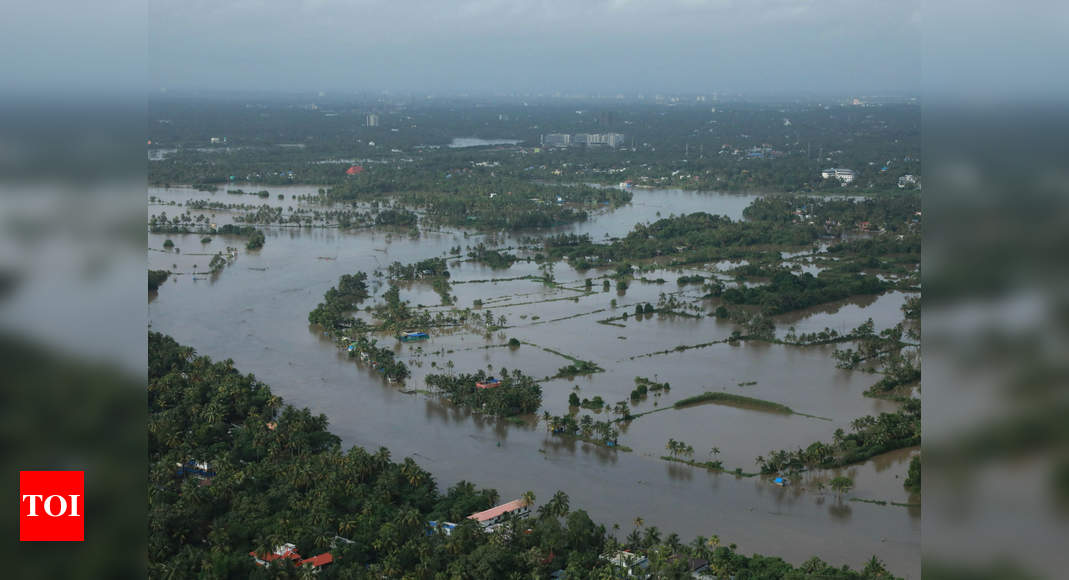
[468,499,527,522]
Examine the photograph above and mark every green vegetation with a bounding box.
[665,438,694,459]
[208,253,227,274]
[830,319,920,399]
[148,269,170,291]
[721,269,887,315]
[544,412,622,450]
[830,476,855,498]
[346,335,409,382]
[674,392,794,414]
[149,328,892,578]
[425,368,542,417]
[150,98,918,198]
[307,272,371,329]
[757,399,921,474]
[630,376,670,401]
[579,396,606,411]
[904,455,921,493]
[215,223,266,250]
[467,243,519,269]
[553,359,602,379]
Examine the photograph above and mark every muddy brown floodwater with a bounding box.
[148,186,920,577]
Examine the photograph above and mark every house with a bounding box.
[668,554,710,577]
[468,499,531,528]
[345,165,364,175]
[820,168,856,184]
[427,521,458,536]
[176,460,215,480]
[606,551,650,578]
[250,543,299,567]
[475,377,502,389]
[898,174,919,189]
[250,543,333,571]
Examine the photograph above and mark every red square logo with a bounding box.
[19,471,84,541]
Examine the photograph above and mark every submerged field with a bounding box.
[148,185,921,576]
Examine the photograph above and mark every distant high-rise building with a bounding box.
[366,114,380,127]
[542,133,571,147]
[542,133,625,148]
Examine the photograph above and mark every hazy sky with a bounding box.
[149,0,922,96]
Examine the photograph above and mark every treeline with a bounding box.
[743,194,920,234]
[386,257,449,281]
[674,392,793,414]
[721,269,887,315]
[216,224,266,250]
[346,335,409,382]
[467,243,519,269]
[544,412,621,448]
[425,368,542,417]
[307,272,370,329]
[757,399,921,474]
[543,212,820,269]
[148,332,893,579]
[148,269,170,292]
[326,169,629,231]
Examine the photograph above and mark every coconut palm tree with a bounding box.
[520,490,536,509]
[547,490,570,517]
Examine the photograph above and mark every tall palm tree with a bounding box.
[520,490,536,509]
[548,490,570,517]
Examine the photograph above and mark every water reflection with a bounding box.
[666,462,694,481]
[829,499,854,521]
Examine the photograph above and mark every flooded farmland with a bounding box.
[148,185,920,577]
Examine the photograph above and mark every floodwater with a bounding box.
[148,186,920,577]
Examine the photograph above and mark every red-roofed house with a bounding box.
[250,543,300,567]
[345,165,364,175]
[300,553,334,568]
[250,543,333,571]
[467,499,530,528]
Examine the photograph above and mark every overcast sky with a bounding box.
[148,0,922,96]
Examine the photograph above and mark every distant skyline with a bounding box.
[149,0,921,96]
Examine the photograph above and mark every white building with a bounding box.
[821,168,857,184]
[543,133,571,147]
[467,499,531,529]
[898,174,919,189]
[606,551,650,578]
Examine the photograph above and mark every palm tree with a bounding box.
[642,525,661,548]
[547,490,570,518]
[633,516,644,531]
[520,490,536,509]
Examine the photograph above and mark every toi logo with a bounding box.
[19,471,84,541]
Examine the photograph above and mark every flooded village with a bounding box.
[148,97,921,578]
